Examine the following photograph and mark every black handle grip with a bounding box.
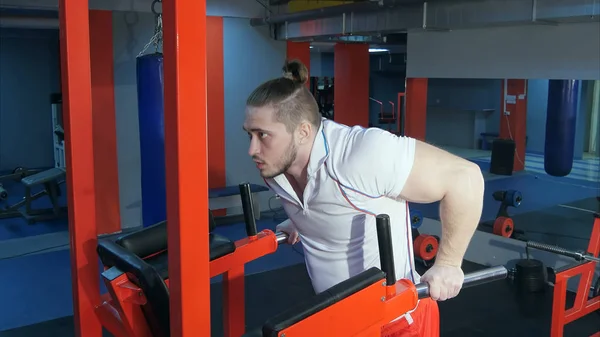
[376,214,396,286]
[239,182,258,237]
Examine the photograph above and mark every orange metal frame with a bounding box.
[550,214,600,337]
[60,0,210,336]
[262,275,419,336]
[95,229,283,337]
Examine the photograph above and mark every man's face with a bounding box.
[243,106,298,178]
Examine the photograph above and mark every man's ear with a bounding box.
[297,121,312,144]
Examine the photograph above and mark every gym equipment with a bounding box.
[310,76,334,119]
[544,79,580,177]
[209,183,270,220]
[411,210,438,266]
[409,209,423,229]
[489,139,516,176]
[0,168,67,224]
[51,93,66,169]
[0,166,43,183]
[479,190,522,238]
[242,214,508,337]
[95,182,289,337]
[412,229,439,267]
[137,52,167,227]
[526,213,600,337]
[512,258,547,293]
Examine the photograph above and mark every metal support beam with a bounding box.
[162,0,211,335]
[58,0,101,336]
[270,0,600,41]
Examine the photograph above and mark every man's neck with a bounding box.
[285,132,317,187]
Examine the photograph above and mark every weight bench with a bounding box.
[0,167,67,224]
[96,183,289,337]
[209,183,269,219]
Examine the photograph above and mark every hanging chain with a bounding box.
[137,0,163,57]
[153,13,163,53]
[151,0,163,53]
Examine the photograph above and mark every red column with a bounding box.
[500,79,527,172]
[59,0,101,336]
[405,78,428,140]
[89,10,121,235]
[287,41,311,88]
[163,0,211,336]
[207,16,226,216]
[333,43,369,127]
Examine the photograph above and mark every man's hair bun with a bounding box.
[282,59,309,85]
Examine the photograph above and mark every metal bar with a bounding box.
[162,0,210,335]
[58,0,102,336]
[527,241,600,263]
[276,232,289,245]
[415,266,508,299]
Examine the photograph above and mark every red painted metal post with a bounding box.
[58,0,101,336]
[162,0,211,335]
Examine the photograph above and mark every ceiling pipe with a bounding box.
[250,0,426,26]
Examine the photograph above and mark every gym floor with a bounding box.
[0,149,598,336]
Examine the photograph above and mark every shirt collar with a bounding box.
[307,118,329,177]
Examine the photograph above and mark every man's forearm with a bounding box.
[435,167,485,267]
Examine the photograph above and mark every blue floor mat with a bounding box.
[0,180,68,241]
[412,160,599,222]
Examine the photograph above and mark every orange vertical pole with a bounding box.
[333,43,370,127]
[207,16,226,217]
[89,10,121,235]
[499,79,527,172]
[287,41,311,88]
[405,78,428,141]
[163,0,211,336]
[59,0,102,336]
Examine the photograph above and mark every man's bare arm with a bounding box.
[400,140,485,267]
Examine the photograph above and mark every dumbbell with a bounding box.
[409,209,439,265]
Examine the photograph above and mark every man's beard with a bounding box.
[261,139,298,179]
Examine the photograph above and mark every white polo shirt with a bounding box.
[264,118,420,294]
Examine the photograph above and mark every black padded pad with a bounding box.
[145,251,169,280]
[142,233,235,281]
[262,267,385,337]
[210,233,236,261]
[97,239,171,337]
[117,221,168,258]
[116,210,218,259]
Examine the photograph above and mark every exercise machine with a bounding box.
[479,189,522,238]
[519,213,600,337]
[0,168,67,224]
[0,94,68,224]
[51,93,66,169]
[243,214,508,337]
[95,182,289,337]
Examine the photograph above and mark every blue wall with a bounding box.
[223,18,287,213]
[0,28,60,172]
[426,79,502,148]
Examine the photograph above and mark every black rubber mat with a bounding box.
[509,198,598,251]
[563,197,600,213]
[2,261,598,337]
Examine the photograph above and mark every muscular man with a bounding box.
[243,59,485,336]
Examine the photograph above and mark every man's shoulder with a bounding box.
[323,121,394,158]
